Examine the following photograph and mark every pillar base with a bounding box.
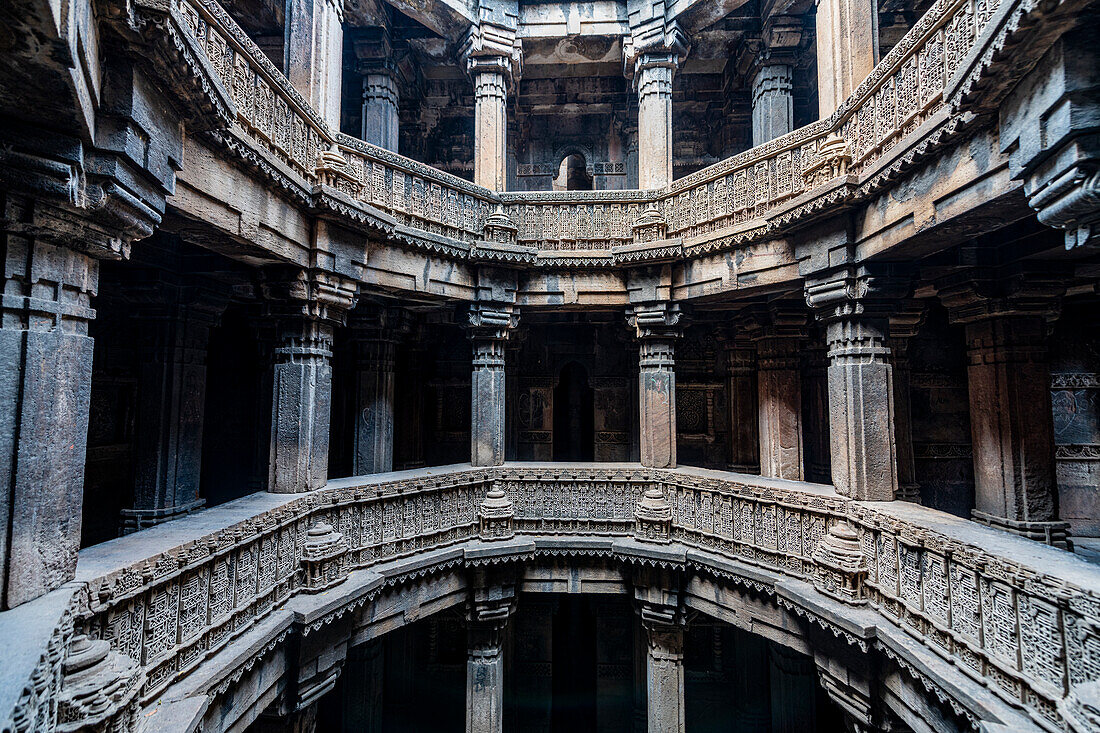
[119,498,206,534]
[971,510,1071,549]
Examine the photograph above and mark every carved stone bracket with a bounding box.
[262,267,360,326]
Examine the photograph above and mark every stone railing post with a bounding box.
[262,269,358,493]
[940,271,1069,546]
[466,572,517,733]
[627,302,683,468]
[743,302,808,481]
[349,306,410,475]
[806,266,908,501]
[468,302,519,466]
[122,283,227,533]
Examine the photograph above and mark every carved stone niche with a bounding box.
[635,486,673,543]
[56,635,144,733]
[479,486,515,540]
[301,522,349,593]
[812,521,868,605]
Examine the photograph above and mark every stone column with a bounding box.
[342,641,384,733]
[0,203,103,609]
[264,271,357,493]
[889,303,926,502]
[122,292,224,532]
[466,574,517,733]
[468,303,519,466]
[721,336,760,473]
[633,53,679,189]
[349,307,409,475]
[769,644,817,733]
[628,303,683,469]
[751,63,794,146]
[806,269,905,502]
[815,0,878,116]
[745,304,807,481]
[941,277,1067,544]
[362,67,399,152]
[285,0,343,127]
[469,56,513,191]
[642,621,684,732]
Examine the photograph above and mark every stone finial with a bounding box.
[315,148,361,197]
[631,203,667,244]
[482,205,518,246]
[479,486,515,541]
[635,486,673,543]
[56,635,144,733]
[301,522,349,593]
[803,133,852,188]
[812,521,868,605]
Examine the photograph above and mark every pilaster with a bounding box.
[262,269,358,493]
[348,306,411,475]
[122,285,226,533]
[806,266,908,501]
[743,302,808,481]
[940,271,1069,546]
[627,302,683,468]
[720,332,760,473]
[468,302,520,467]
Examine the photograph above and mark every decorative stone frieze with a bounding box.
[56,636,143,733]
[634,486,673,543]
[812,521,869,605]
[479,487,515,541]
[300,522,349,593]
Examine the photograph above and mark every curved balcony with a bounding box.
[171,0,1053,268]
[5,465,1098,733]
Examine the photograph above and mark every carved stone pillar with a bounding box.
[263,270,357,493]
[466,573,517,733]
[721,336,760,473]
[806,267,906,501]
[362,67,399,152]
[752,63,794,146]
[633,53,679,189]
[349,307,409,475]
[0,201,105,608]
[745,303,807,481]
[941,275,1068,545]
[815,0,878,116]
[889,303,926,503]
[632,567,684,733]
[342,641,384,733]
[122,290,225,532]
[468,303,519,466]
[285,0,343,127]
[469,56,513,191]
[769,644,817,733]
[627,302,683,468]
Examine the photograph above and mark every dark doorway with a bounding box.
[553,153,593,191]
[551,596,598,732]
[553,362,594,461]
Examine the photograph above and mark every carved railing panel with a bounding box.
[499,192,658,251]
[66,464,1100,733]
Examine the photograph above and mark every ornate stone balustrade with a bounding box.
[1,464,1085,733]
[171,0,1064,264]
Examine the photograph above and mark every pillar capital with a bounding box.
[805,264,912,324]
[626,301,683,341]
[938,269,1064,325]
[261,267,359,326]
